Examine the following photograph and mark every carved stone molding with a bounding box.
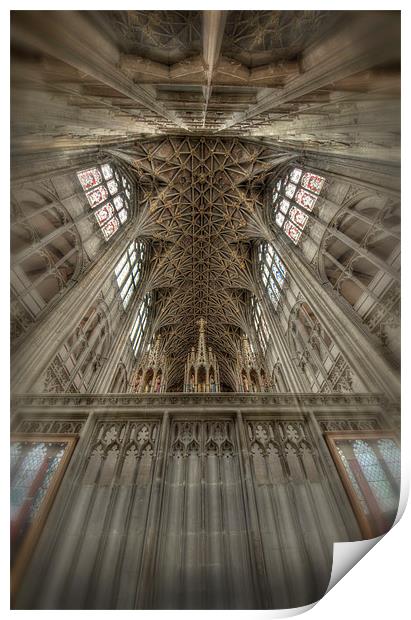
[12,391,388,410]
[13,418,85,434]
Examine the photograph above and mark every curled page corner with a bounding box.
[251,601,317,618]
[326,536,383,595]
[326,476,409,596]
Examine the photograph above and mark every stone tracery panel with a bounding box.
[288,301,364,393]
[320,193,400,363]
[154,418,254,609]
[247,418,351,607]
[12,403,383,609]
[26,419,160,609]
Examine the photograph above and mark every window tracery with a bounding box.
[257,241,286,309]
[273,167,325,244]
[114,241,145,310]
[130,294,152,357]
[251,296,270,355]
[76,163,132,241]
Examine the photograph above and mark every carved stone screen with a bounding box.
[26,420,160,609]
[247,420,349,607]
[14,413,369,610]
[153,420,254,609]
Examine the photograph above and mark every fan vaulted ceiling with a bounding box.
[109,136,294,388]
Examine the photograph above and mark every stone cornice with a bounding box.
[12,391,390,410]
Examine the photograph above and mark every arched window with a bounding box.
[258,241,286,309]
[251,296,270,355]
[114,240,145,309]
[272,167,325,244]
[76,162,132,241]
[130,294,152,357]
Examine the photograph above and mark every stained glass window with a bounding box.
[258,242,287,310]
[11,435,77,591]
[272,166,325,245]
[301,172,325,193]
[77,168,102,191]
[101,217,120,241]
[101,163,113,180]
[327,432,400,538]
[94,203,115,225]
[251,295,270,354]
[114,241,145,310]
[86,185,109,208]
[76,162,133,241]
[130,293,152,357]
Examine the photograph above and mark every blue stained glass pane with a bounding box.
[274,253,286,277]
[378,439,400,481]
[353,440,398,514]
[274,268,285,288]
[11,440,67,560]
[336,445,369,515]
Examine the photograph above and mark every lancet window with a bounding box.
[76,163,132,241]
[258,241,286,309]
[251,296,270,355]
[130,294,152,357]
[114,241,145,310]
[273,167,325,244]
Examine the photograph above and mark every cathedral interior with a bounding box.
[10,10,401,610]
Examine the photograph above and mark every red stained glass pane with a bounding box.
[284,220,302,244]
[102,217,120,240]
[77,168,102,191]
[94,203,115,225]
[289,206,308,229]
[295,188,317,212]
[86,185,109,208]
[301,172,325,194]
